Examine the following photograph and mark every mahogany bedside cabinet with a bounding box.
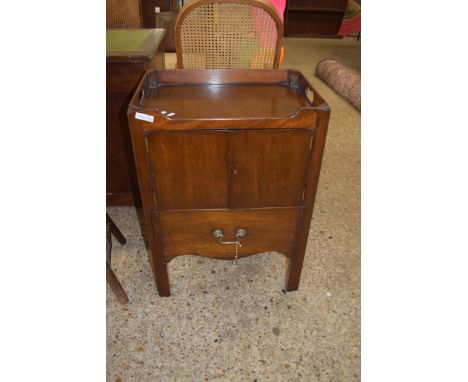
[127,69,330,296]
[106,28,165,206]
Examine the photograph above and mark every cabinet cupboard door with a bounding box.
[230,130,313,208]
[145,131,230,210]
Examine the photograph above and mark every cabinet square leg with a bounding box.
[156,264,170,297]
[285,255,305,292]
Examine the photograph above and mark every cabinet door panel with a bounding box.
[230,130,312,208]
[145,131,230,209]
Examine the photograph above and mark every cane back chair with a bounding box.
[106,0,142,28]
[175,0,284,69]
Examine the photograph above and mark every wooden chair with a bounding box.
[175,0,283,69]
[106,0,142,28]
[106,214,129,304]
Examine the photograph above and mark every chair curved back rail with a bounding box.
[176,0,283,69]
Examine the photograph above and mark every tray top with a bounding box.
[130,70,328,121]
[142,84,310,119]
[106,29,165,61]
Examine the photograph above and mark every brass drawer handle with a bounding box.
[212,229,247,261]
[212,229,247,247]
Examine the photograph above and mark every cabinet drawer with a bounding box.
[153,208,303,261]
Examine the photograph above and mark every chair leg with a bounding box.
[106,213,129,303]
[107,262,129,304]
[106,213,127,245]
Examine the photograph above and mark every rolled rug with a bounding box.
[315,58,361,111]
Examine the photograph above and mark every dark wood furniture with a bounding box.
[106,214,129,304]
[127,69,330,296]
[284,0,347,37]
[106,28,166,205]
[141,0,173,27]
[155,0,180,52]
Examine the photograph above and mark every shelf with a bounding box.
[287,6,345,12]
[284,0,346,36]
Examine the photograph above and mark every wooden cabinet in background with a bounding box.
[140,0,173,27]
[285,0,347,37]
[128,69,331,297]
[106,28,166,205]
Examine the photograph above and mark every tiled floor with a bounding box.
[107,37,361,381]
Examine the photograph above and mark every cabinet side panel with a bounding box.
[107,63,145,94]
[230,129,313,208]
[286,109,330,290]
[106,62,145,205]
[146,131,230,210]
[107,94,140,195]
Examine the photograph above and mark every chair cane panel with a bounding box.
[176,0,283,69]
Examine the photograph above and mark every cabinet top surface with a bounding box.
[129,69,329,121]
[106,29,165,61]
[142,84,310,119]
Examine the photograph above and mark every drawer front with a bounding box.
[153,208,303,261]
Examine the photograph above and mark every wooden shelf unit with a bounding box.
[285,0,347,37]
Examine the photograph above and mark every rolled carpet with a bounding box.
[315,58,361,111]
